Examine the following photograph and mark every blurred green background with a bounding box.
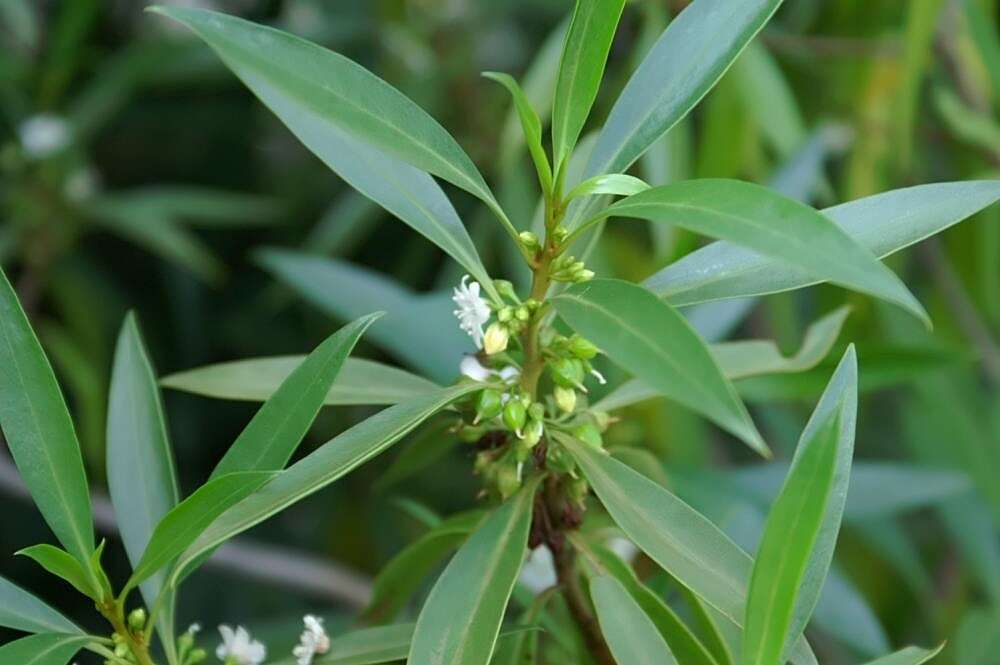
[0,0,997,663]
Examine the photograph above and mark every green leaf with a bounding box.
[93,186,282,228]
[173,384,479,579]
[364,511,484,622]
[0,576,81,635]
[0,633,91,665]
[150,6,515,259]
[956,608,1000,665]
[259,251,470,383]
[106,314,180,609]
[595,180,928,323]
[590,575,677,665]
[573,537,718,665]
[555,432,818,665]
[732,42,806,159]
[211,314,382,477]
[551,0,626,171]
[742,414,841,665]
[551,279,766,454]
[647,181,1000,306]
[860,645,945,665]
[565,174,651,202]
[409,482,537,665]
[126,471,276,591]
[162,356,439,406]
[595,306,849,411]
[483,72,552,195]
[0,267,95,570]
[583,0,783,182]
[374,420,459,491]
[16,544,98,600]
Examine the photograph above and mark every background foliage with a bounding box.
[0,0,997,663]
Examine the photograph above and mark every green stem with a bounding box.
[100,599,158,665]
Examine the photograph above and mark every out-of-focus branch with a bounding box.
[0,453,373,608]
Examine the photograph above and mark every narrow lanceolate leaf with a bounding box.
[551,279,766,454]
[555,433,818,665]
[162,357,439,406]
[174,384,480,579]
[565,174,651,202]
[859,645,945,665]
[365,511,483,622]
[151,6,509,280]
[583,0,784,182]
[647,181,1000,306]
[0,633,91,665]
[594,306,849,412]
[16,544,98,600]
[409,482,536,665]
[0,576,81,635]
[483,72,552,195]
[0,268,94,568]
[742,413,841,665]
[598,180,928,323]
[551,0,626,170]
[106,314,180,611]
[574,537,718,665]
[126,471,276,590]
[591,575,677,665]
[212,314,382,477]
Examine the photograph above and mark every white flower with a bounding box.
[453,275,491,349]
[497,365,520,382]
[292,615,330,665]
[459,355,492,382]
[518,546,557,594]
[216,625,266,665]
[18,114,70,158]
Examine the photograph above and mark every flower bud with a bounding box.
[474,451,493,476]
[554,386,577,413]
[127,608,147,631]
[575,269,595,282]
[495,279,517,300]
[573,422,603,450]
[553,226,569,243]
[568,336,599,360]
[188,648,207,664]
[546,445,575,474]
[592,410,612,431]
[178,630,195,652]
[528,402,545,421]
[522,419,544,447]
[483,323,509,355]
[550,358,584,388]
[502,399,527,435]
[474,389,503,423]
[519,231,540,251]
[497,463,521,499]
[459,423,487,443]
[568,477,590,503]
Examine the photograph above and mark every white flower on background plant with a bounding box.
[216,625,266,665]
[498,365,520,382]
[18,114,70,158]
[459,355,492,381]
[452,275,491,348]
[292,615,330,665]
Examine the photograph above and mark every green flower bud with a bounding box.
[575,269,595,282]
[484,322,510,355]
[178,630,195,652]
[497,463,521,499]
[189,648,207,664]
[127,608,147,631]
[528,402,545,421]
[498,306,514,322]
[519,230,540,251]
[495,279,517,300]
[550,357,584,388]
[573,422,603,450]
[114,643,129,657]
[474,389,503,423]
[568,477,590,502]
[502,399,527,434]
[568,335,599,360]
[112,633,125,644]
[522,419,544,447]
[459,423,487,443]
[546,445,575,474]
[554,386,577,413]
[513,439,532,462]
[515,305,530,321]
[592,410,612,431]
[553,226,569,243]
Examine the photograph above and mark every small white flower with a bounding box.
[498,366,520,382]
[292,615,330,665]
[18,114,70,158]
[216,625,266,665]
[187,623,201,635]
[453,275,491,349]
[518,545,557,594]
[459,355,492,382]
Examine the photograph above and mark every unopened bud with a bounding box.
[575,269,595,282]
[189,648,207,663]
[547,445,575,474]
[592,411,612,431]
[573,422,603,450]
[515,306,530,321]
[474,389,503,423]
[569,336,599,359]
[522,419,544,447]
[554,386,577,413]
[502,399,527,435]
[127,608,147,631]
[550,358,584,388]
[497,463,521,499]
[528,402,545,421]
[495,279,517,300]
[459,423,487,443]
[483,323,509,355]
[519,231,540,251]
[498,306,514,322]
[553,226,569,243]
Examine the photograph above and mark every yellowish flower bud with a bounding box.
[554,386,577,413]
[484,322,509,355]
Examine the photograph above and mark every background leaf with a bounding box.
[0,633,91,665]
[590,574,678,665]
[0,577,81,635]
